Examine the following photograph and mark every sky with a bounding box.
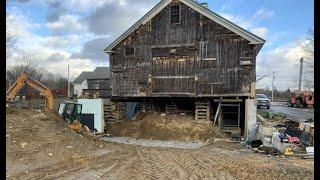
[6,0,314,90]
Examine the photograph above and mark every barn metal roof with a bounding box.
[104,0,265,52]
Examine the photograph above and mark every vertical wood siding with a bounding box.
[109,2,257,97]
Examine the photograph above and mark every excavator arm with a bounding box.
[6,74,54,110]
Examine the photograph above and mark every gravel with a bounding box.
[101,137,206,149]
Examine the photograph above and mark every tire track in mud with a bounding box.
[159,149,226,179]
[194,147,309,180]
[196,149,262,179]
[136,148,170,179]
[100,150,140,179]
[11,151,133,180]
[135,147,234,179]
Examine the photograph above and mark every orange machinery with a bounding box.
[288,91,314,108]
[6,74,54,110]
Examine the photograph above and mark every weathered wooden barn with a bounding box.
[104,0,265,137]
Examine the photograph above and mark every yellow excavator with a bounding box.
[6,74,54,110]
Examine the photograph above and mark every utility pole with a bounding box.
[271,72,275,102]
[298,57,303,92]
[68,65,70,98]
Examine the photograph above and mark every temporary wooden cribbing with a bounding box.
[139,101,153,113]
[166,103,177,114]
[104,102,126,123]
[195,101,210,121]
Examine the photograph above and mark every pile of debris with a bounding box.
[249,114,314,158]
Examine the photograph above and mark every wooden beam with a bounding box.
[214,99,243,102]
[153,76,193,79]
[213,103,221,126]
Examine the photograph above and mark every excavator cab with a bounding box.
[58,101,82,123]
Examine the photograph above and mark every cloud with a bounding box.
[7,7,40,37]
[6,7,96,80]
[46,0,68,22]
[86,0,158,35]
[253,8,275,20]
[46,15,86,35]
[45,0,108,22]
[46,52,69,62]
[256,38,312,90]
[43,35,79,49]
[251,27,268,39]
[219,12,253,30]
[218,12,270,42]
[71,36,111,62]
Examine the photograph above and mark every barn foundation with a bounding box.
[109,95,255,138]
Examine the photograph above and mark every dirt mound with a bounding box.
[107,113,221,141]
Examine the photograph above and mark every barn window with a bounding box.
[125,46,135,56]
[203,41,216,61]
[171,5,180,24]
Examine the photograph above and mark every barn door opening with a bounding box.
[219,103,241,136]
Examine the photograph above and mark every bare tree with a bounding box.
[303,28,314,59]
[6,52,42,82]
[297,28,314,90]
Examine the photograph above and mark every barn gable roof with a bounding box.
[104,0,265,52]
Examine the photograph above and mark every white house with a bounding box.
[73,67,110,97]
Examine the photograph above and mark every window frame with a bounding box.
[170,4,181,24]
[124,46,135,57]
[202,41,217,61]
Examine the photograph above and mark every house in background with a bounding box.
[73,67,111,98]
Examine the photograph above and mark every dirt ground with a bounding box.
[6,109,314,179]
[107,113,221,141]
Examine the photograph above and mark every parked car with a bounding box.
[256,94,271,109]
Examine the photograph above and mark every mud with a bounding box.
[106,113,221,142]
[6,109,314,179]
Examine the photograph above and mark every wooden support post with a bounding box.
[213,103,221,126]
